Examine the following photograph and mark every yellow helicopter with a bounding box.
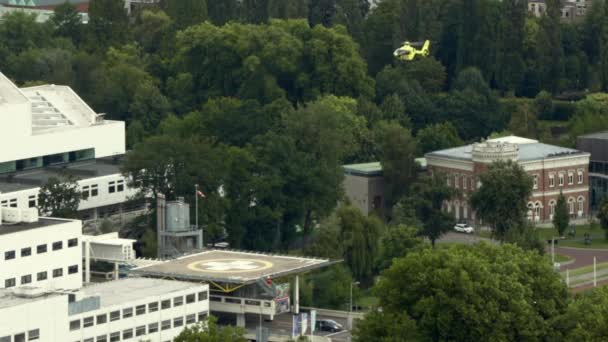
[393,40,431,61]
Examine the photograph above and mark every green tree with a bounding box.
[355,310,421,342]
[415,122,463,155]
[538,0,564,93]
[207,0,239,25]
[601,0,608,91]
[51,2,83,44]
[535,90,554,119]
[337,206,383,283]
[598,197,608,240]
[241,0,270,24]
[164,0,208,29]
[376,224,424,271]
[399,173,458,247]
[308,0,336,27]
[133,9,173,54]
[38,175,81,218]
[495,0,527,93]
[374,121,418,208]
[174,316,246,342]
[129,80,172,134]
[357,243,568,341]
[560,286,608,341]
[0,12,49,70]
[568,94,608,144]
[87,0,128,51]
[307,265,357,309]
[470,160,533,240]
[554,192,569,237]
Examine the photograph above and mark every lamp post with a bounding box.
[348,281,360,331]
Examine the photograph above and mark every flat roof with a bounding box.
[578,131,608,140]
[0,157,125,194]
[0,287,63,310]
[131,250,335,285]
[343,158,426,177]
[0,217,72,236]
[81,278,204,309]
[427,142,586,162]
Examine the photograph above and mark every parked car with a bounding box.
[454,223,474,234]
[316,319,344,332]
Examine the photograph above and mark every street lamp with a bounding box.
[348,281,360,331]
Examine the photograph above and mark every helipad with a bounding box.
[130,250,335,284]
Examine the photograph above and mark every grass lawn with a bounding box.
[549,253,574,263]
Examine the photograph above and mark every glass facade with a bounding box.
[0,148,95,174]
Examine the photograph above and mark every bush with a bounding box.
[553,101,577,120]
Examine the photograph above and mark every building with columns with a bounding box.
[425,136,590,224]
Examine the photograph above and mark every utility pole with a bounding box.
[551,236,555,265]
[594,256,597,287]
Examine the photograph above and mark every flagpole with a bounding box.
[195,184,198,231]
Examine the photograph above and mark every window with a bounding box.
[122,329,133,340]
[0,200,7,207]
[37,244,47,254]
[91,185,99,197]
[161,320,171,330]
[569,198,575,215]
[53,268,63,278]
[85,339,94,342]
[186,293,196,304]
[122,308,133,318]
[0,336,9,342]
[110,310,120,322]
[174,296,183,307]
[37,271,47,281]
[13,334,24,342]
[186,314,196,324]
[70,319,81,331]
[454,174,459,188]
[559,173,565,186]
[96,314,107,325]
[161,299,171,310]
[108,181,116,194]
[198,291,208,301]
[5,250,15,260]
[109,332,120,342]
[198,311,208,322]
[578,170,584,184]
[174,317,184,327]
[82,185,90,200]
[533,175,538,189]
[5,278,16,288]
[27,329,39,341]
[136,304,146,316]
[21,274,32,285]
[568,172,574,185]
[96,335,107,342]
[83,316,94,328]
[21,247,31,257]
[68,238,78,248]
[148,323,159,333]
[148,302,158,312]
[578,197,585,215]
[135,326,146,337]
[28,195,37,208]
[9,199,17,208]
[68,265,79,274]
[117,180,125,192]
[52,241,63,251]
[462,175,467,190]
[549,174,555,187]
[447,176,451,186]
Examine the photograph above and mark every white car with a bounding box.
[454,223,474,234]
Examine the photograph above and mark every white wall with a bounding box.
[66,285,210,342]
[0,218,82,290]
[0,121,125,164]
[0,294,69,342]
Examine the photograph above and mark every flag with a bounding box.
[196,190,206,198]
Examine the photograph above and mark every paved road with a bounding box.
[243,312,354,341]
[437,231,495,245]
[552,246,608,270]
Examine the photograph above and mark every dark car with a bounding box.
[316,319,344,332]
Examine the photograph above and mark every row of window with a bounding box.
[446,174,479,190]
[82,180,125,200]
[73,312,207,342]
[3,238,78,261]
[542,170,584,189]
[1,195,38,208]
[0,329,39,342]
[69,291,208,331]
[4,265,79,288]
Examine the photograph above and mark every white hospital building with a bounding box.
[0,207,210,342]
[0,72,145,225]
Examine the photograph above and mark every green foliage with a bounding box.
[174,316,246,342]
[87,0,128,51]
[376,224,424,271]
[559,287,608,341]
[165,0,208,29]
[51,2,83,44]
[598,197,608,240]
[38,175,81,219]
[374,121,417,207]
[470,160,533,240]
[534,90,554,120]
[415,122,463,156]
[306,265,357,310]
[354,310,421,342]
[568,93,608,145]
[360,243,568,341]
[554,192,569,237]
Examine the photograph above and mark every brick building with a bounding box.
[425,136,590,224]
